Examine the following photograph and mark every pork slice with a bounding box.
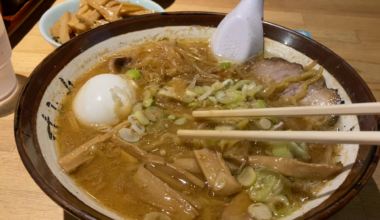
[246,58,341,129]
[299,79,341,106]
[248,57,304,83]
[281,79,340,129]
[248,58,341,106]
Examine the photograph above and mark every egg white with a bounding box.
[73,74,135,126]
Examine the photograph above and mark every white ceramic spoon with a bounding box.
[211,0,264,63]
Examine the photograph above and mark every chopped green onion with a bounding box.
[185,89,197,97]
[249,175,277,202]
[249,170,283,202]
[271,143,293,158]
[132,102,143,113]
[267,117,279,124]
[183,90,197,103]
[188,102,199,107]
[237,118,250,129]
[208,96,217,104]
[215,90,243,104]
[144,107,164,121]
[211,81,223,91]
[237,166,257,187]
[252,85,263,97]
[182,96,195,103]
[259,118,272,130]
[247,203,272,220]
[174,117,187,125]
[219,140,229,151]
[144,98,154,107]
[244,84,262,97]
[125,69,141,79]
[198,86,214,101]
[220,62,231,68]
[142,90,153,107]
[118,128,141,142]
[233,80,252,90]
[257,100,266,108]
[267,194,293,217]
[288,142,310,162]
[202,85,212,91]
[167,115,176,120]
[193,86,205,95]
[134,111,150,126]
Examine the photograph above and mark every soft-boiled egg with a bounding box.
[73,74,136,126]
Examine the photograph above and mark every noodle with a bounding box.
[55,39,341,220]
[304,60,318,71]
[291,67,323,104]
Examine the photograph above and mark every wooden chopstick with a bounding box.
[177,130,380,145]
[192,103,380,118]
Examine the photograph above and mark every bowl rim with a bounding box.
[15,11,380,220]
[38,0,165,47]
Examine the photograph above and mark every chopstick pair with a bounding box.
[177,103,380,145]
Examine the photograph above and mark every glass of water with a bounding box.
[0,14,17,102]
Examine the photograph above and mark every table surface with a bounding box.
[1,0,380,219]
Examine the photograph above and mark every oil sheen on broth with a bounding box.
[56,39,343,220]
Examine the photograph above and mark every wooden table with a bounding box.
[1,0,380,219]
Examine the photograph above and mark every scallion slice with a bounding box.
[271,143,293,158]
[215,90,243,104]
[125,69,141,79]
[188,102,199,107]
[237,166,257,187]
[134,111,150,126]
[174,117,187,125]
[233,80,252,90]
[220,62,231,68]
[257,99,266,108]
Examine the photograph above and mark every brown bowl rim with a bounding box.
[14,12,379,220]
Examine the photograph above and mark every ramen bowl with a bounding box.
[15,12,379,220]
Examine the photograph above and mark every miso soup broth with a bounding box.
[55,39,342,220]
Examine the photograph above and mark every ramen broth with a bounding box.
[56,39,341,220]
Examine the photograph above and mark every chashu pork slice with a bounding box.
[244,58,341,130]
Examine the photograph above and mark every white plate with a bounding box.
[39,0,165,47]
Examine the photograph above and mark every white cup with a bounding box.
[0,60,17,101]
[0,14,17,101]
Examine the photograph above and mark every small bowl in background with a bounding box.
[39,0,165,47]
